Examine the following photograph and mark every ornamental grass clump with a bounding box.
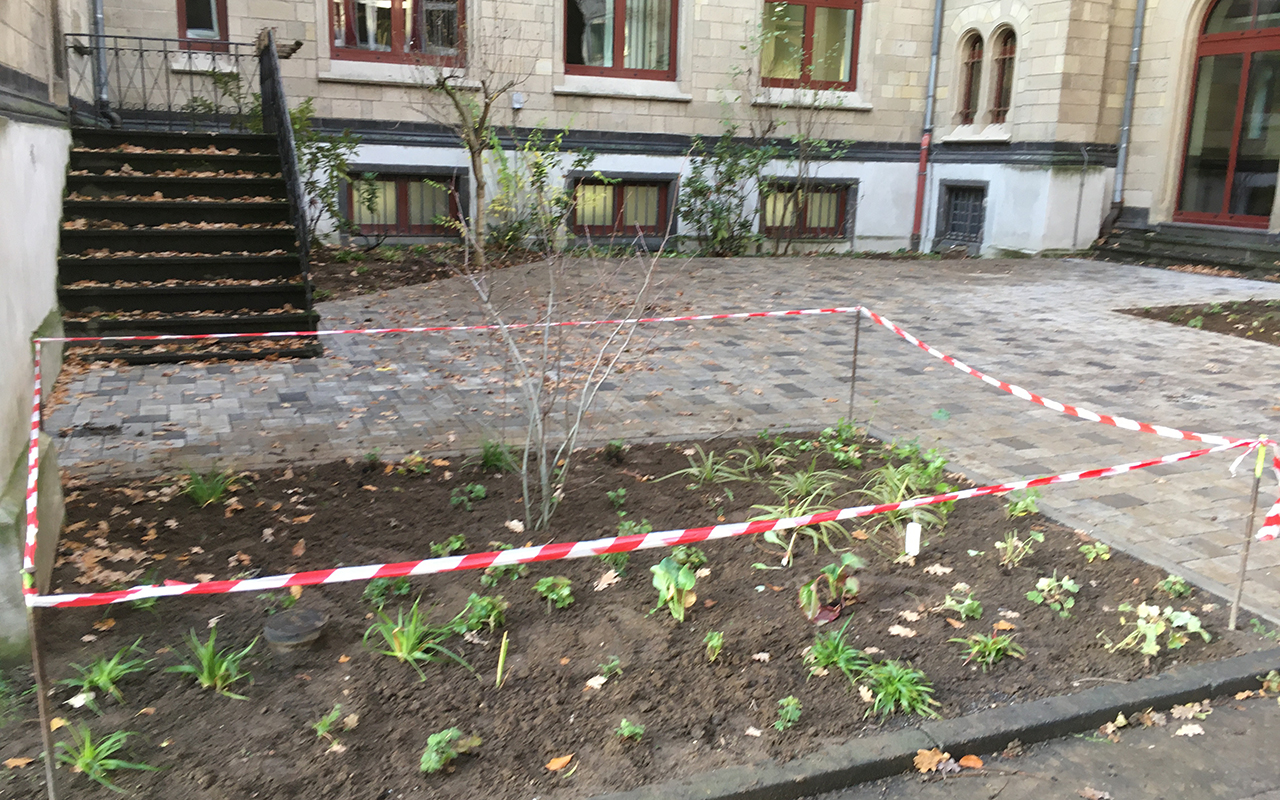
[165,627,256,700]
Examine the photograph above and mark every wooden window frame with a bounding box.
[959,32,984,125]
[348,174,460,236]
[991,29,1016,124]
[760,0,861,91]
[563,0,679,81]
[330,0,465,66]
[570,179,670,236]
[759,182,849,239]
[177,0,230,51]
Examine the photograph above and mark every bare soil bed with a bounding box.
[0,432,1259,799]
[1122,298,1280,347]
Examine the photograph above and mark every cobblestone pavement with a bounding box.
[44,257,1280,618]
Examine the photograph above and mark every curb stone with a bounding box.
[589,646,1280,800]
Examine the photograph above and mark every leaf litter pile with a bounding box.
[0,432,1268,799]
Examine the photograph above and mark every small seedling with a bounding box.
[1249,618,1280,641]
[598,656,622,679]
[671,545,708,570]
[420,727,482,773]
[606,487,627,509]
[1027,572,1081,618]
[1262,669,1280,692]
[480,543,527,587]
[534,577,574,611]
[55,724,158,792]
[430,533,467,558]
[1101,603,1210,656]
[798,553,865,623]
[615,718,645,741]
[182,468,238,507]
[1005,488,1041,518]
[362,448,382,468]
[450,483,487,512]
[363,598,472,680]
[470,440,518,473]
[60,639,152,714]
[312,703,344,747]
[774,696,802,731]
[617,517,653,537]
[1157,574,1193,598]
[650,556,697,622]
[940,585,983,621]
[454,594,509,633]
[861,659,940,719]
[395,451,431,476]
[994,529,1044,570]
[802,620,869,685]
[656,445,744,488]
[704,630,724,663]
[165,627,256,699]
[363,576,413,610]
[950,633,1026,671]
[598,551,631,575]
[1079,543,1112,563]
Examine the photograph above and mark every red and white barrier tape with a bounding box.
[24,439,1253,608]
[34,306,862,345]
[21,349,41,583]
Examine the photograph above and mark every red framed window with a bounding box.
[991,29,1016,124]
[565,0,677,80]
[959,33,983,125]
[351,174,458,235]
[571,180,668,235]
[1175,0,1280,228]
[760,184,847,238]
[331,0,463,65]
[760,0,860,90]
[177,0,229,50]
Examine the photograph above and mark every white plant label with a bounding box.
[905,522,922,556]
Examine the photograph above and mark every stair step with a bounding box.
[60,283,309,313]
[66,173,287,200]
[68,337,324,364]
[70,149,282,175]
[71,128,278,156]
[59,253,301,283]
[64,309,319,337]
[64,199,292,226]
[60,226,297,255]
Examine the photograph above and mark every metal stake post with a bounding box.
[1228,442,1267,631]
[847,311,862,422]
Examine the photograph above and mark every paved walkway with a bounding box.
[45,257,1280,618]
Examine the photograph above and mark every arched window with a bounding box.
[960,33,984,125]
[991,29,1016,124]
[1177,0,1280,227]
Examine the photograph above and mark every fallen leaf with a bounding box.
[1002,739,1023,758]
[50,717,68,731]
[858,685,874,703]
[136,707,156,716]
[584,675,607,690]
[545,754,574,771]
[342,714,359,730]
[80,634,98,643]
[3,757,34,769]
[328,742,349,754]
[899,610,922,622]
[744,726,763,737]
[292,539,306,557]
[1134,709,1167,727]
[594,570,621,591]
[1171,701,1212,720]
[998,609,1021,619]
[923,563,953,576]
[914,748,949,773]
[894,554,917,566]
[93,618,115,632]
[362,485,378,492]
[189,546,204,554]
[888,624,917,638]
[164,519,179,529]
[683,591,698,608]
[752,652,771,663]
[1237,690,1255,700]
[695,567,712,578]
[193,573,216,583]
[262,528,276,542]
[1079,789,1113,800]
[292,514,314,525]
[704,599,718,608]
[1114,712,1128,728]
[338,654,351,663]
[946,618,965,629]
[993,620,1017,631]
[958,754,983,769]
[1174,723,1205,737]
[864,647,882,654]
[559,657,570,665]
[850,528,868,540]
[66,692,94,708]
[504,519,525,534]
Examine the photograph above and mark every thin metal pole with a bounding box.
[847,311,861,422]
[25,602,60,800]
[1228,443,1267,631]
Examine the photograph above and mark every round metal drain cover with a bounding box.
[264,608,327,653]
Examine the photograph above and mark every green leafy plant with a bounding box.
[1157,574,1193,598]
[818,419,864,468]
[55,724,158,792]
[656,445,744,488]
[362,598,472,680]
[165,627,256,700]
[752,493,851,565]
[59,639,153,714]
[450,484,487,512]
[181,468,238,507]
[312,703,351,750]
[940,584,983,621]
[363,576,413,609]
[798,553,865,623]
[598,551,631,575]
[677,124,779,256]
[603,439,628,464]
[858,460,953,551]
[1005,488,1041,518]
[1079,543,1112,563]
[1026,572,1081,618]
[950,633,1026,671]
[650,556,697,622]
[704,631,724,663]
[861,660,940,719]
[454,594,509,633]
[606,487,627,509]
[671,545,708,570]
[769,458,847,502]
[774,696,802,731]
[994,529,1044,571]
[598,656,623,679]
[1249,618,1280,641]
[420,727,482,773]
[430,533,468,558]
[728,445,793,474]
[396,451,431,476]
[467,440,519,473]
[534,577,574,611]
[480,543,528,587]
[617,518,653,538]
[615,718,645,741]
[1187,315,1205,329]
[1101,603,1211,656]
[802,620,869,685]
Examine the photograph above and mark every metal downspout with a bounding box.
[910,0,946,251]
[90,0,119,126]
[1105,0,1149,231]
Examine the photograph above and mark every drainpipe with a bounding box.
[90,0,118,125]
[1104,0,1148,232]
[910,0,945,252]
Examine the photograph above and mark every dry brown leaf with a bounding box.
[193,574,215,583]
[559,657,570,665]
[888,624,917,638]
[1174,723,1205,737]
[545,754,574,771]
[899,610,922,622]
[292,514,314,524]
[858,685,874,703]
[1079,789,1113,800]
[342,714,359,730]
[136,707,156,716]
[92,618,116,632]
[290,585,303,599]
[958,754,983,769]
[923,563,953,576]
[993,620,1017,631]
[946,618,965,629]
[1236,690,1255,700]
[50,717,68,731]
[3,757,34,769]
[362,485,378,492]
[850,529,868,540]
[292,539,307,557]
[594,570,621,591]
[914,748,949,773]
[338,654,351,663]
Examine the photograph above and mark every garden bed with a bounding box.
[1122,298,1280,347]
[0,430,1262,799]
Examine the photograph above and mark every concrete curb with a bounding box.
[590,646,1280,800]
